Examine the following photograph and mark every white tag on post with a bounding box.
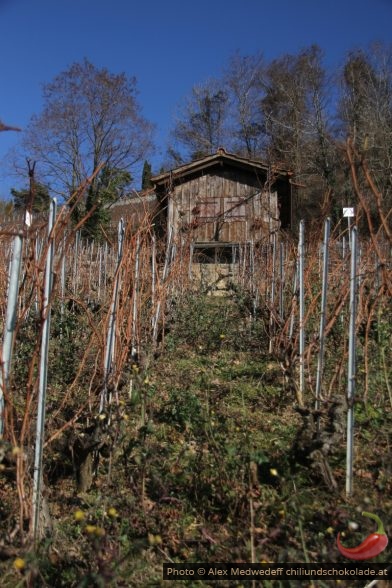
[25,211,32,226]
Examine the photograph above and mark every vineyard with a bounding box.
[0,170,391,587]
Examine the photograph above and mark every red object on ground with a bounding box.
[337,511,388,560]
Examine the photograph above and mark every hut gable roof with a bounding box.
[151,148,292,189]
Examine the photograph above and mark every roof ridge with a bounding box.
[152,148,291,184]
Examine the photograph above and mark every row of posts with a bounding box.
[0,209,362,540]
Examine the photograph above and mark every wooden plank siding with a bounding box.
[110,191,159,229]
[167,166,279,243]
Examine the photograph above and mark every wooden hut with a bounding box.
[151,148,293,264]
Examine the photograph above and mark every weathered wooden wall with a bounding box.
[167,166,279,243]
[110,192,158,228]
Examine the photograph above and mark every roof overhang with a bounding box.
[151,148,292,189]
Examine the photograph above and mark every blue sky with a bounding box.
[1,0,392,197]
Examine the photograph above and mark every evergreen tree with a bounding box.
[82,166,132,239]
[11,182,51,213]
[141,160,153,190]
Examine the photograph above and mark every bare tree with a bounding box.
[0,120,21,132]
[169,79,229,162]
[224,51,266,158]
[262,47,328,171]
[261,45,336,220]
[338,43,392,222]
[21,59,154,199]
